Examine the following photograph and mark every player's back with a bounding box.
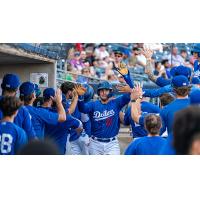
[125,136,166,155]
[25,105,59,139]
[0,97,35,140]
[0,122,27,155]
[13,105,36,140]
[43,107,81,154]
[160,98,190,134]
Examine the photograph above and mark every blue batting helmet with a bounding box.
[97,81,113,97]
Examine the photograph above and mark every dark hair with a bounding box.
[159,93,175,107]
[161,59,169,65]
[20,94,34,105]
[180,49,187,54]
[144,114,162,135]
[60,82,74,95]
[0,96,22,117]
[132,47,139,51]
[18,139,60,155]
[2,88,17,95]
[43,96,52,103]
[173,106,200,154]
[173,86,191,97]
[155,61,161,69]
[81,67,90,73]
[33,97,44,107]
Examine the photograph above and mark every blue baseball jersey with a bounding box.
[78,94,130,138]
[143,85,172,98]
[25,105,59,139]
[125,136,166,155]
[159,133,176,155]
[124,102,160,138]
[0,121,27,155]
[43,107,82,154]
[160,98,190,135]
[63,98,91,141]
[63,99,82,142]
[141,101,161,113]
[0,96,36,140]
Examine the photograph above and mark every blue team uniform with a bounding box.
[63,97,91,141]
[0,96,36,140]
[124,136,166,155]
[143,85,172,98]
[78,94,130,138]
[0,121,27,155]
[43,107,82,154]
[159,133,176,155]
[160,98,190,135]
[124,102,160,138]
[25,105,59,139]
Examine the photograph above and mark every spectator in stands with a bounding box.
[82,59,90,68]
[128,47,139,67]
[76,68,91,83]
[94,43,109,60]
[154,61,167,78]
[161,59,171,79]
[85,44,95,66]
[180,49,192,68]
[107,71,119,84]
[168,46,183,67]
[70,51,84,72]
[154,61,162,76]
[80,51,87,62]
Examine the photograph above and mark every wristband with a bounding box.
[131,99,136,102]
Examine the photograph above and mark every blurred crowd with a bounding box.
[62,43,196,84]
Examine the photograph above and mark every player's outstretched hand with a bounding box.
[141,48,153,60]
[113,61,129,75]
[74,84,87,96]
[116,84,132,93]
[131,83,143,100]
[54,88,62,103]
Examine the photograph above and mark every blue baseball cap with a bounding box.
[171,75,190,88]
[191,77,200,85]
[190,89,200,104]
[170,65,192,78]
[1,74,20,90]
[20,82,35,96]
[43,88,55,98]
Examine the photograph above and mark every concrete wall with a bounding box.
[0,62,57,89]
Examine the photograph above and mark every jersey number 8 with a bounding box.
[0,134,13,154]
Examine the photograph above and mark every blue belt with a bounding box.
[91,136,116,143]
